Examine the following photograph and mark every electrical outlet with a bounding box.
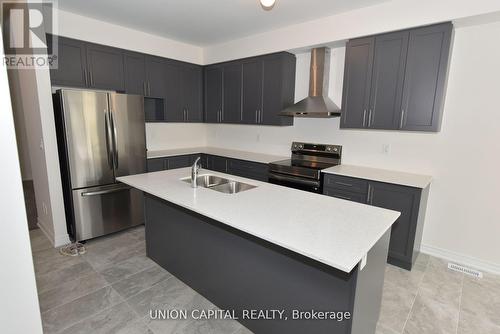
[39,138,44,150]
[42,202,48,215]
[256,133,261,142]
[382,144,391,155]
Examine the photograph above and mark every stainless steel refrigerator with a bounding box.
[53,89,146,241]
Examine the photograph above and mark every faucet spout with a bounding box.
[191,157,201,188]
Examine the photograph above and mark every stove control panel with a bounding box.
[291,142,342,156]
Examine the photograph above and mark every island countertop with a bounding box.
[118,168,400,273]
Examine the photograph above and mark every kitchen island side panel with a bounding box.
[144,194,389,334]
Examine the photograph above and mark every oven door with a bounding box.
[268,172,321,193]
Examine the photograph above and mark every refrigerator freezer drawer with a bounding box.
[72,184,143,241]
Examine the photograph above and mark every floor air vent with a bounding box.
[448,263,483,278]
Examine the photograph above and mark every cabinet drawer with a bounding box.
[323,174,368,194]
[323,188,367,204]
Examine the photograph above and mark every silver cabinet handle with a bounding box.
[220,109,223,122]
[81,186,131,197]
[368,109,373,127]
[84,70,88,86]
[255,110,258,123]
[186,108,189,121]
[143,82,147,96]
[367,184,373,204]
[363,109,367,127]
[147,82,151,96]
[88,69,93,86]
[335,181,353,187]
[110,109,118,169]
[400,109,405,129]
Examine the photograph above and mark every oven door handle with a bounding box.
[268,172,320,187]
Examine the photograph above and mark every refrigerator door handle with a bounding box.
[104,109,114,169]
[110,109,119,169]
[81,185,131,197]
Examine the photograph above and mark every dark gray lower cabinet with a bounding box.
[147,154,268,182]
[323,174,429,270]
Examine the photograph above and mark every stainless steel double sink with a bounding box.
[181,174,257,194]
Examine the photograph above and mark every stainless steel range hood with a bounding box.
[280,47,341,118]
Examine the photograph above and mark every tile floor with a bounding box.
[29,226,500,334]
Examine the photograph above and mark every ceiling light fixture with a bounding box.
[260,0,276,11]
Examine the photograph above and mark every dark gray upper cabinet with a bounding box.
[241,59,263,124]
[48,36,88,88]
[164,62,183,121]
[86,43,125,91]
[124,52,147,95]
[222,63,242,123]
[341,37,375,129]
[341,23,452,132]
[145,56,168,99]
[368,31,409,129]
[400,23,452,131]
[181,64,203,122]
[204,66,223,123]
[261,54,295,126]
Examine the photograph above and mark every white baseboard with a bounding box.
[36,218,70,248]
[421,244,500,276]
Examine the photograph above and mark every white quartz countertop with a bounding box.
[147,147,286,164]
[322,164,432,189]
[118,168,400,273]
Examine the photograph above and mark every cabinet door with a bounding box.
[241,59,263,124]
[400,23,452,131]
[204,66,223,123]
[164,62,183,122]
[86,44,125,91]
[182,65,203,122]
[147,158,166,172]
[222,63,242,123]
[145,56,167,98]
[261,55,284,125]
[206,155,227,173]
[340,37,375,129]
[49,36,88,87]
[124,52,146,95]
[368,31,409,129]
[167,155,192,169]
[368,182,421,263]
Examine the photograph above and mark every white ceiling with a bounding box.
[58,0,392,46]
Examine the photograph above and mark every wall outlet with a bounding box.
[42,202,48,215]
[39,138,44,150]
[256,133,261,142]
[382,144,391,155]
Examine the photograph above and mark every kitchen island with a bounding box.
[118,168,400,334]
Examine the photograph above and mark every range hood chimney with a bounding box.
[280,47,341,118]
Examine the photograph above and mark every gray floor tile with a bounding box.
[58,302,149,334]
[458,274,500,333]
[33,248,86,276]
[83,239,146,271]
[232,325,254,334]
[98,253,157,284]
[403,291,460,334]
[113,264,172,299]
[147,315,242,334]
[41,286,123,334]
[378,280,417,333]
[35,261,94,293]
[126,276,198,318]
[127,225,146,242]
[30,229,53,252]
[384,263,425,292]
[38,271,108,312]
[376,322,401,334]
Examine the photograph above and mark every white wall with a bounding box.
[206,21,500,273]
[56,9,203,64]
[204,0,500,64]
[0,31,43,334]
[146,123,207,151]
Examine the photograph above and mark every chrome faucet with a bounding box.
[191,157,201,188]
